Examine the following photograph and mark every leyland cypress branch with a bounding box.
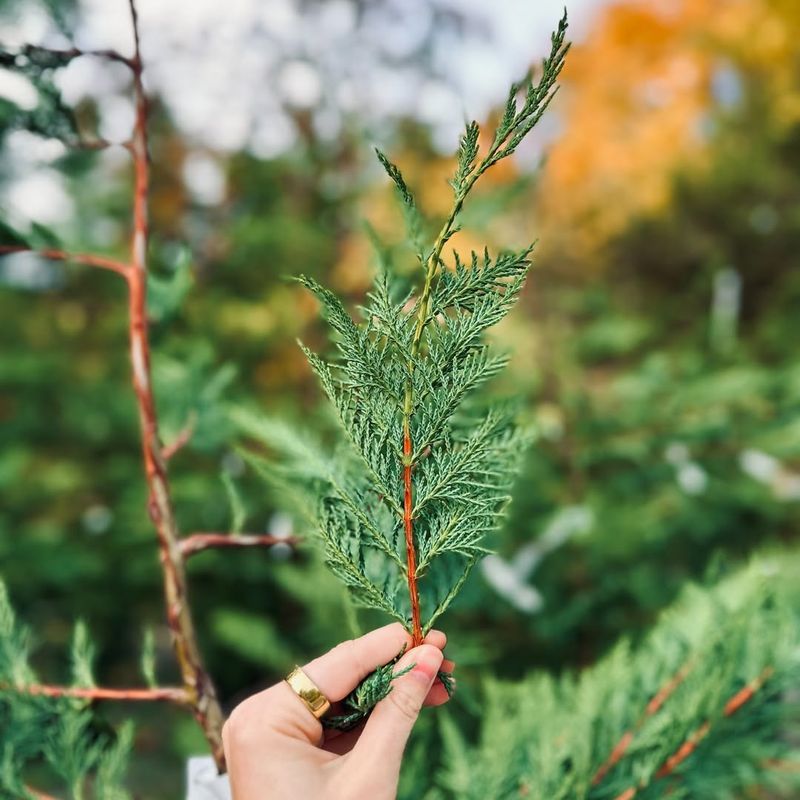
[401,208,462,646]
[391,11,568,647]
[246,13,569,651]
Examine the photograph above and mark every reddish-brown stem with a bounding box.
[180,533,299,559]
[593,660,693,785]
[0,246,131,278]
[122,0,225,769]
[609,667,774,800]
[723,666,773,716]
[4,683,189,704]
[654,722,711,780]
[402,422,423,647]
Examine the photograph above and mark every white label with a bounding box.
[186,756,232,800]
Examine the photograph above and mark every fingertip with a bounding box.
[395,642,444,686]
[423,680,453,707]
[424,629,447,651]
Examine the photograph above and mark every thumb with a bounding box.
[351,643,444,777]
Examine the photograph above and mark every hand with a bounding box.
[222,623,453,800]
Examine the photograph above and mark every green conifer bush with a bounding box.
[436,555,800,799]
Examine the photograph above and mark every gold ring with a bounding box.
[285,666,331,719]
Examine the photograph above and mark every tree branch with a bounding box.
[3,0,232,777]
[3,683,189,704]
[180,533,299,559]
[0,246,131,278]
[121,0,226,770]
[18,43,135,69]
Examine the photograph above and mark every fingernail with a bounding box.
[396,645,443,687]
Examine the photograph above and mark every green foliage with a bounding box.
[323,646,413,732]
[0,581,131,799]
[486,288,800,672]
[433,555,800,800]
[240,15,569,636]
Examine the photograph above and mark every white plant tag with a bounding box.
[186,756,232,800]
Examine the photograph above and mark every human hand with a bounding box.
[222,623,454,800]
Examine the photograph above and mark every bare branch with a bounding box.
[0,246,131,278]
[180,533,299,559]
[3,683,189,705]
[17,43,135,69]
[122,0,226,769]
[162,412,197,462]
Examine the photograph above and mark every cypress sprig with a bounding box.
[241,13,570,649]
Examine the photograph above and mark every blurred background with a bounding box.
[1,0,799,795]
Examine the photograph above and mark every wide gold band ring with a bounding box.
[285,666,331,719]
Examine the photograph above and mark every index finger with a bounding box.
[304,623,447,701]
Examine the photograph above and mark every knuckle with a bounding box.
[222,696,262,750]
[221,706,244,751]
[337,637,366,675]
[387,683,422,722]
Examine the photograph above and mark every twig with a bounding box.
[162,412,197,461]
[0,246,131,278]
[18,42,134,68]
[180,532,299,559]
[3,683,189,704]
[1,0,229,770]
[0,0,279,775]
[71,137,131,152]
